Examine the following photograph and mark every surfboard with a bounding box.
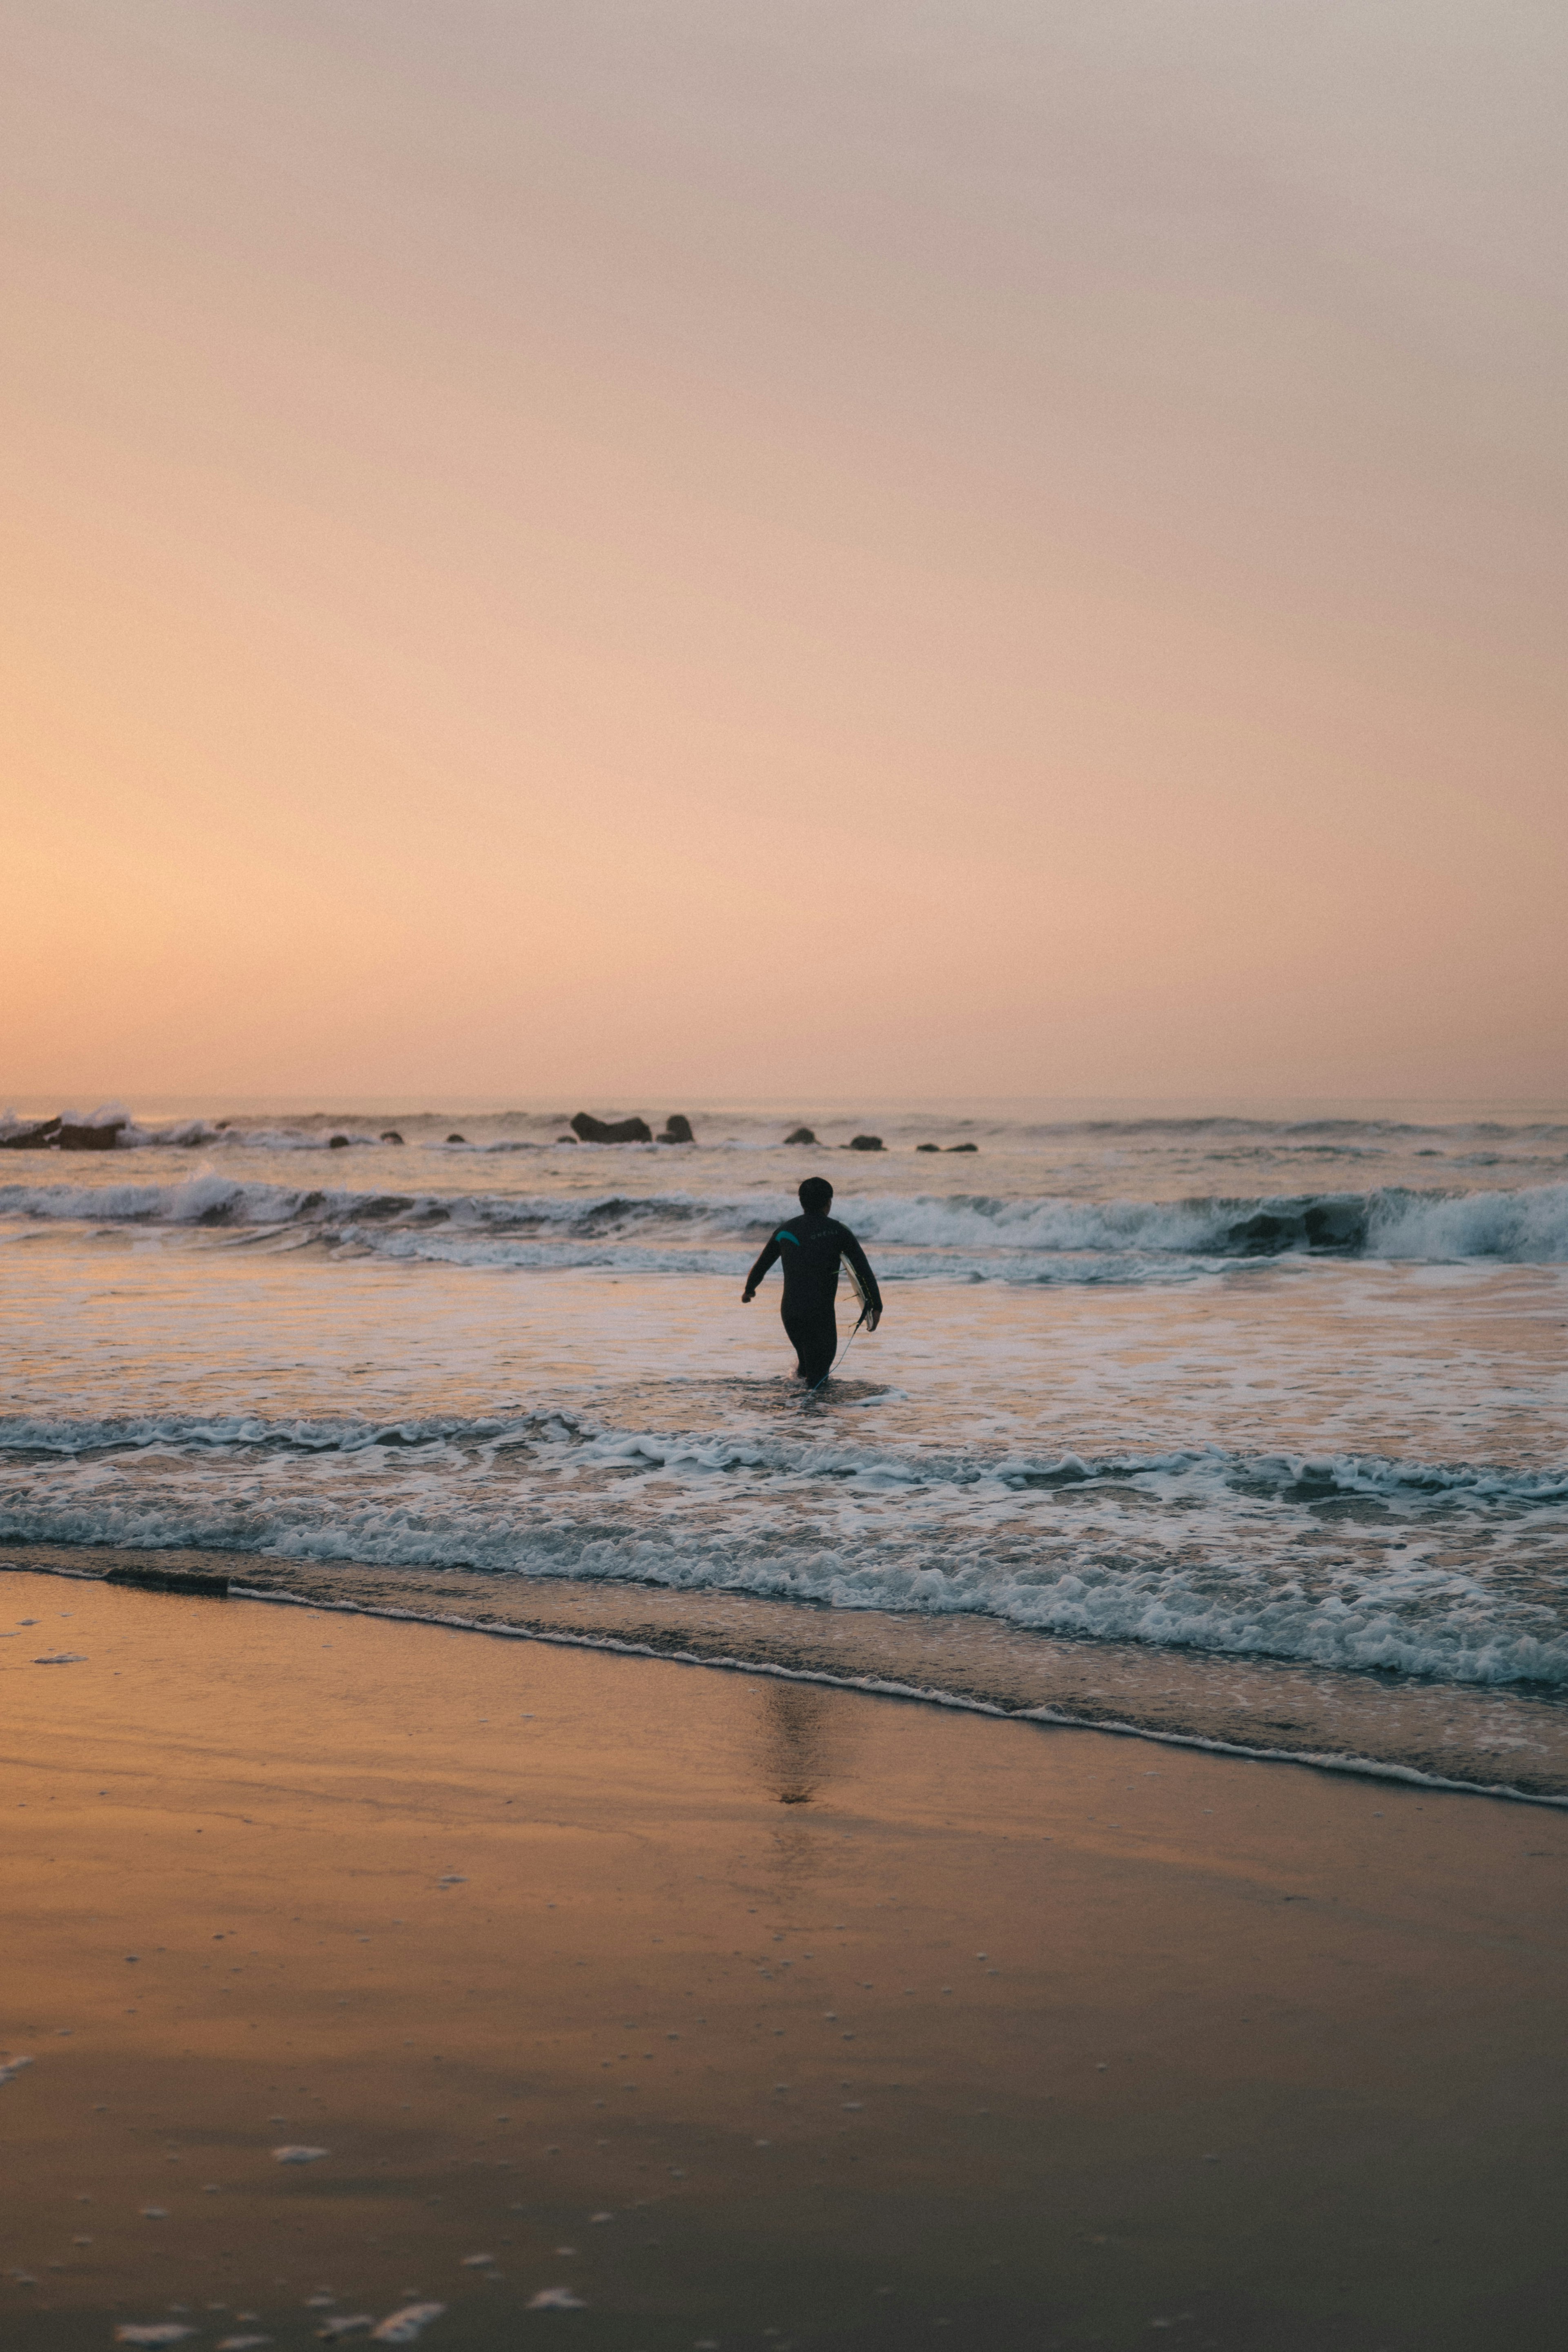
[806,1256,871,1396]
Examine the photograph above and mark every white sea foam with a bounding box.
[1367,1184,1568,1260]
[3,1412,1564,1689]
[4,1408,1565,1503]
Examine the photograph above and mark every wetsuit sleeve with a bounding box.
[744,1234,784,1293]
[840,1229,882,1314]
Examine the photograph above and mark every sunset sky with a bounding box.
[4,1,1564,1104]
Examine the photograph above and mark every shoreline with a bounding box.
[6,1541,1566,1806]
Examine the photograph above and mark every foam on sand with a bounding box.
[368,2307,445,2343]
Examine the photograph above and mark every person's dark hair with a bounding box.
[799,1177,833,1214]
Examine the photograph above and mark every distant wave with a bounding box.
[4,1174,1568,1266]
[1013,1116,1568,1143]
[7,1108,1568,1154]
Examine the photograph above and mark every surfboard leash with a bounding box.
[806,1308,868,1399]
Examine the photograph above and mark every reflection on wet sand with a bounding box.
[755,1682,846,1805]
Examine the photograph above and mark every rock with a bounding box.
[59,1121,125,1152]
[556,1135,577,1143]
[844,1134,884,1152]
[783,1127,817,1146]
[657,1114,695,1144]
[0,1111,126,1151]
[916,1143,940,1153]
[571,1112,653,1144]
[446,1133,467,1144]
[379,1130,404,1145]
[328,1134,350,1149]
[946,1142,978,1153]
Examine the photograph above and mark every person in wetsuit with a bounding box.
[742,1177,883,1387]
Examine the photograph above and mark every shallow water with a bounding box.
[3,1096,1565,1792]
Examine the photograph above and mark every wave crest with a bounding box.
[4,1175,1568,1266]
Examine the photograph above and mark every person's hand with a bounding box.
[864,1305,882,1332]
[742,1287,755,1304]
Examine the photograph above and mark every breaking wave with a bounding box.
[3,1174,1568,1269]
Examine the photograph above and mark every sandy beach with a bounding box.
[2,1566,1564,2352]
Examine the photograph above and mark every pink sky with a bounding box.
[4,2,1564,1102]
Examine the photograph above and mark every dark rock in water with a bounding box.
[446,1132,467,1144]
[380,1130,404,1145]
[557,1135,577,1143]
[328,1134,350,1149]
[844,1134,884,1152]
[59,1121,125,1152]
[571,1112,653,1144]
[783,1127,817,1146]
[947,1142,978,1153]
[0,1118,63,1150]
[658,1114,696,1144]
[916,1143,940,1153]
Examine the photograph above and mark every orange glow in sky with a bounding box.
[4,4,1564,1101]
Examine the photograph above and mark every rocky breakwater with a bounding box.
[571,1112,652,1143]
[570,1111,699,1145]
[0,1105,129,1151]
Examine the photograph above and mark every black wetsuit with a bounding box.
[745,1213,883,1386]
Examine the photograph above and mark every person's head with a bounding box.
[799,1177,833,1216]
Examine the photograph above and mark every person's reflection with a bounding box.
[759,1682,837,1805]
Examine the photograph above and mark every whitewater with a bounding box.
[3,1096,1566,1795]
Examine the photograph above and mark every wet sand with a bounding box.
[2,1568,1565,2351]
[13,1544,1567,1800]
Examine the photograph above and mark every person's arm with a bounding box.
[840,1228,883,1326]
[742,1233,784,1302]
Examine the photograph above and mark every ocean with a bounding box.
[4,1096,1566,1800]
